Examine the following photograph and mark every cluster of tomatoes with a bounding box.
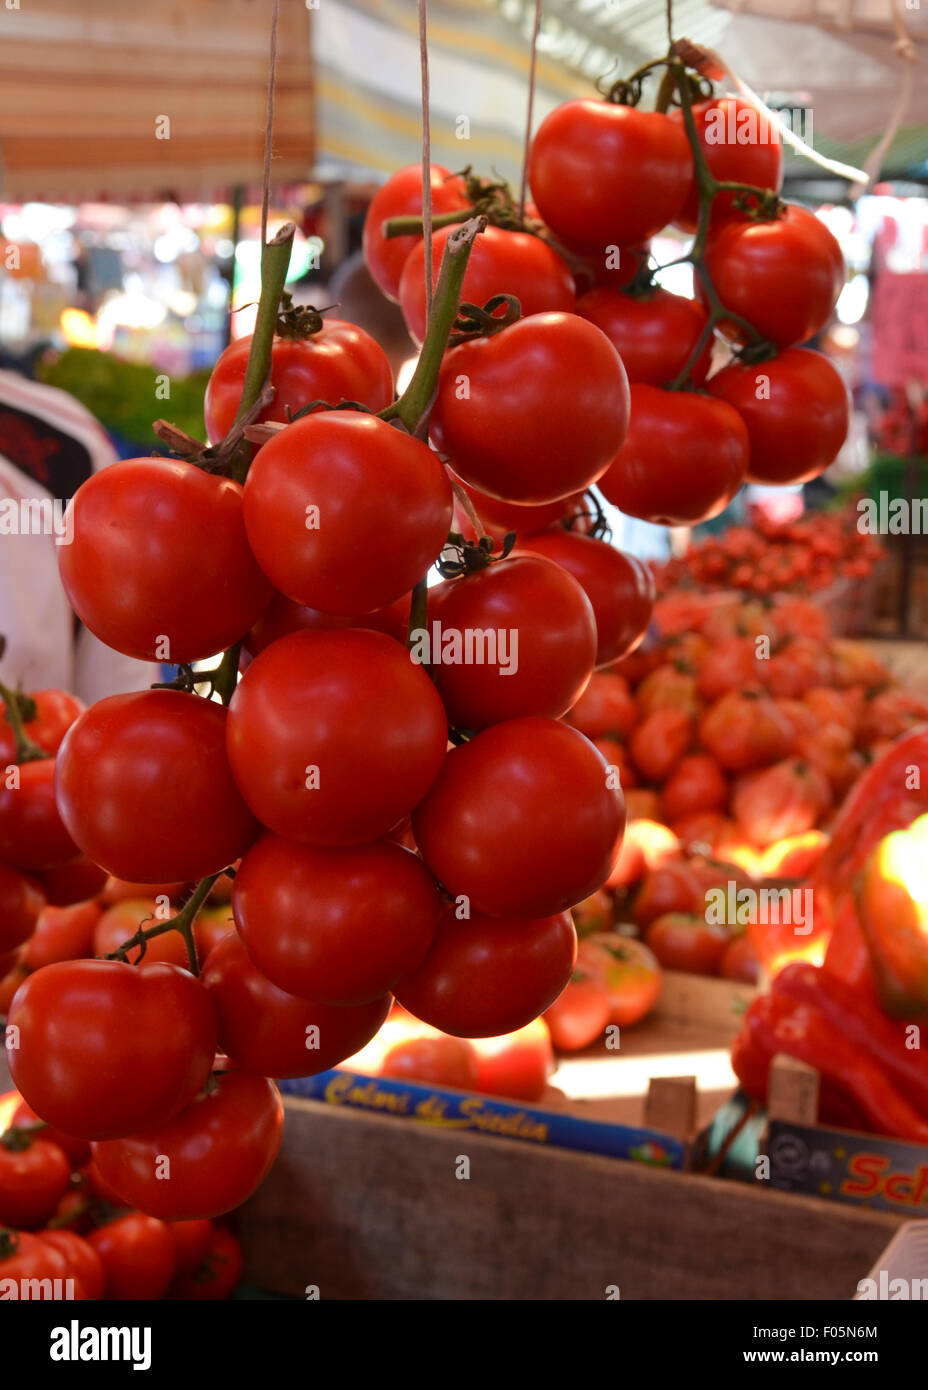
[657,506,883,598]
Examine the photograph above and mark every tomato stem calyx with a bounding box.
[0,673,51,764]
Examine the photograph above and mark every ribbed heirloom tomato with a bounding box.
[243,412,452,615]
[58,459,272,663]
[575,286,713,387]
[428,312,630,504]
[204,320,394,444]
[362,162,471,302]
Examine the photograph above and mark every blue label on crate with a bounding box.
[767,1119,928,1215]
[280,1070,687,1167]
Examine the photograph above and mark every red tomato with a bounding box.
[708,349,849,485]
[599,385,748,525]
[381,1035,480,1090]
[0,962,28,1016]
[55,691,259,884]
[243,412,451,615]
[0,862,45,953]
[193,905,235,960]
[571,886,615,937]
[702,205,844,348]
[88,1213,176,1300]
[22,899,101,971]
[10,1097,91,1166]
[202,933,390,1077]
[243,588,409,658]
[0,1129,71,1229]
[399,223,575,344]
[575,287,712,386]
[720,933,761,984]
[696,636,764,702]
[413,717,625,918]
[669,96,782,232]
[7,959,217,1141]
[169,1223,243,1301]
[646,913,730,976]
[37,856,107,907]
[469,1020,553,1102]
[0,1228,72,1299]
[636,664,699,718]
[566,672,638,739]
[59,459,272,663]
[100,876,187,906]
[732,758,832,846]
[426,555,596,729]
[529,102,691,250]
[91,1071,283,1222]
[0,690,83,767]
[227,629,447,847]
[232,832,438,1005]
[543,971,612,1052]
[167,1218,213,1275]
[395,903,577,1038]
[429,313,629,505]
[36,1229,105,1300]
[632,859,703,928]
[92,899,188,968]
[629,708,692,783]
[660,754,728,825]
[203,322,394,444]
[576,934,662,1027]
[700,691,793,773]
[606,818,679,889]
[362,162,471,302]
[449,472,576,548]
[0,759,80,871]
[517,532,654,666]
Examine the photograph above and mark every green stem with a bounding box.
[212,642,242,707]
[407,577,428,652]
[380,215,487,434]
[384,207,474,239]
[104,872,222,977]
[0,678,49,764]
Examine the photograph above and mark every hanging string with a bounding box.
[518,0,543,223]
[261,0,281,250]
[418,0,433,319]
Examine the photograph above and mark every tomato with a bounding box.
[395,903,576,1038]
[0,962,28,1016]
[598,385,748,526]
[243,588,410,658]
[201,934,390,1078]
[59,459,272,663]
[22,899,101,971]
[243,412,451,615]
[629,709,692,783]
[860,689,928,745]
[606,818,679,889]
[543,970,611,1052]
[204,322,394,445]
[720,934,761,985]
[92,899,187,968]
[37,1229,105,1300]
[469,1020,553,1102]
[0,1228,72,1299]
[636,665,699,717]
[529,101,691,250]
[699,690,793,772]
[575,286,712,386]
[576,934,662,1027]
[760,830,829,879]
[431,313,628,506]
[55,691,259,884]
[413,717,625,917]
[232,832,438,1005]
[732,757,832,846]
[0,862,45,953]
[399,223,575,343]
[169,1223,243,1301]
[565,671,637,738]
[9,1097,91,1166]
[660,754,728,824]
[518,532,654,665]
[91,1071,283,1221]
[696,636,765,702]
[193,905,235,959]
[381,1035,480,1090]
[671,811,732,855]
[7,960,217,1141]
[762,636,834,700]
[362,162,471,302]
[88,1213,176,1300]
[632,858,702,928]
[100,876,188,906]
[0,690,83,767]
[0,759,80,871]
[702,205,844,348]
[0,1128,71,1229]
[571,887,614,938]
[166,1218,213,1275]
[449,472,576,548]
[646,913,730,976]
[708,349,849,485]
[426,555,596,729]
[37,856,107,908]
[669,96,782,232]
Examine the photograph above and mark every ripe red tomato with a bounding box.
[429,312,629,505]
[91,1071,283,1221]
[7,959,217,1140]
[381,1034,480,1090]
[0,1228,72,1298]
[700,691,794,773]
[21,899,101,971]
[469,1019,553,1102]
[629,709,693,784]
[0,1129,71,1229]
[543,971,612,1052]
[8,1096,90,1166]
[91,899,188,968]
[243,412,451,615]
[708,348,849,485]
[202,933,391,1076]
[669,96,783,232]
[660,753,729,827]
[243,588,409,658]
[575,287,712,386]
[37,856,107,907]
[399,223,575,343]
[696,636,764,702]
[645,913,730,976]
[203,322,394,445]
[362,162,471,302]
[55,690,260,883]
[576,934,662,1027]
[566,671,638,738]
[0,690,83,767]
[598,385,748,526]
[0,862,45,953]
[732,757,831,845]
[720,933,761,984]
[517,532,654,666]
[36,1229,105,1299]
[529,101,691,250]
[227,629,447,847]
[88,1213,176,1300]
[232,832,438,1005]
[168,1223,243,1301]
[166,1218,212,1275]
[59,459,272,663]
[449,472,576,548]
[0,759,79,872]
[702,205,844,348]
[426,555,596,730]
[413,717,625,918]
[395,903,577,1038]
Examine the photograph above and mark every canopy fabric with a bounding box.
[0,0,314,202]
